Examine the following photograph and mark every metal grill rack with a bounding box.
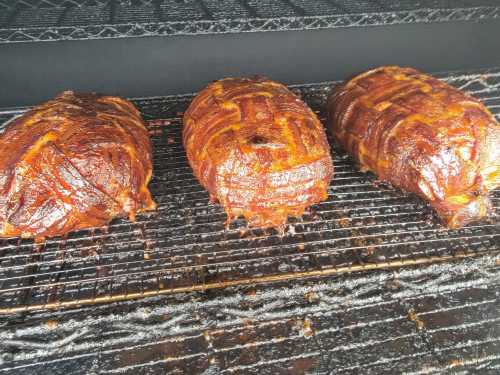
[1,238,499,374]
[1,0,499,43]
[0,68,499,314]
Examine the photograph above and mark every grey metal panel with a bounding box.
[2,19,500,108]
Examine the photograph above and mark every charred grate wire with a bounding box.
[0,69,499,314]
[0,0,499,43]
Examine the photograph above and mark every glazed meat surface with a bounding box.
[183,77,333,227]
[328,66,500,228]
[0,91,156,239]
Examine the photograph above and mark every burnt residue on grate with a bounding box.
[0,252,499,374]
[0,68,499,314]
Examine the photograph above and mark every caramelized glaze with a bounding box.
[184,77,333,227]
[0,91,156,239]
[328,66,500,228]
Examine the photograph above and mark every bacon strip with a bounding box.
[328,66,500,228]
[183,77,333,227]
[0,91,156,239]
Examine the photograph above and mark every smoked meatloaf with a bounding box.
[328,66,500,228]
[183,77,334,227]
[0,91,156,239]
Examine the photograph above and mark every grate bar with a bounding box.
[0,218,496,279]
[0,231,497,295]
[1,1,499,43]
[0,202,424,263]
[0,250,496,314]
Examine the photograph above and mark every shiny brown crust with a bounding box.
[328,66,500,228]
[0,91,156,239]
[183,77,333,227]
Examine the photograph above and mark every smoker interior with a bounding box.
[0,69,499,316]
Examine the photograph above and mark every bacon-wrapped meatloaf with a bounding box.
[0,91,156,239]
[183,77,334,227]
[328,66,500,228]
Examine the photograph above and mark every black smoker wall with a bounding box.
[1,19,500,108]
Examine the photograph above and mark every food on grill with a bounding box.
[328,66,500,228]
[0,91,156,239]
[183,77,334,227]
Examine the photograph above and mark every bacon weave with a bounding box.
[0,91,156,239]
[184,77,333,227]
[328,66,500,228]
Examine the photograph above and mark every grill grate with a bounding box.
[1,251,499,373]
[0,68,499,314]
[0,0,499,43]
